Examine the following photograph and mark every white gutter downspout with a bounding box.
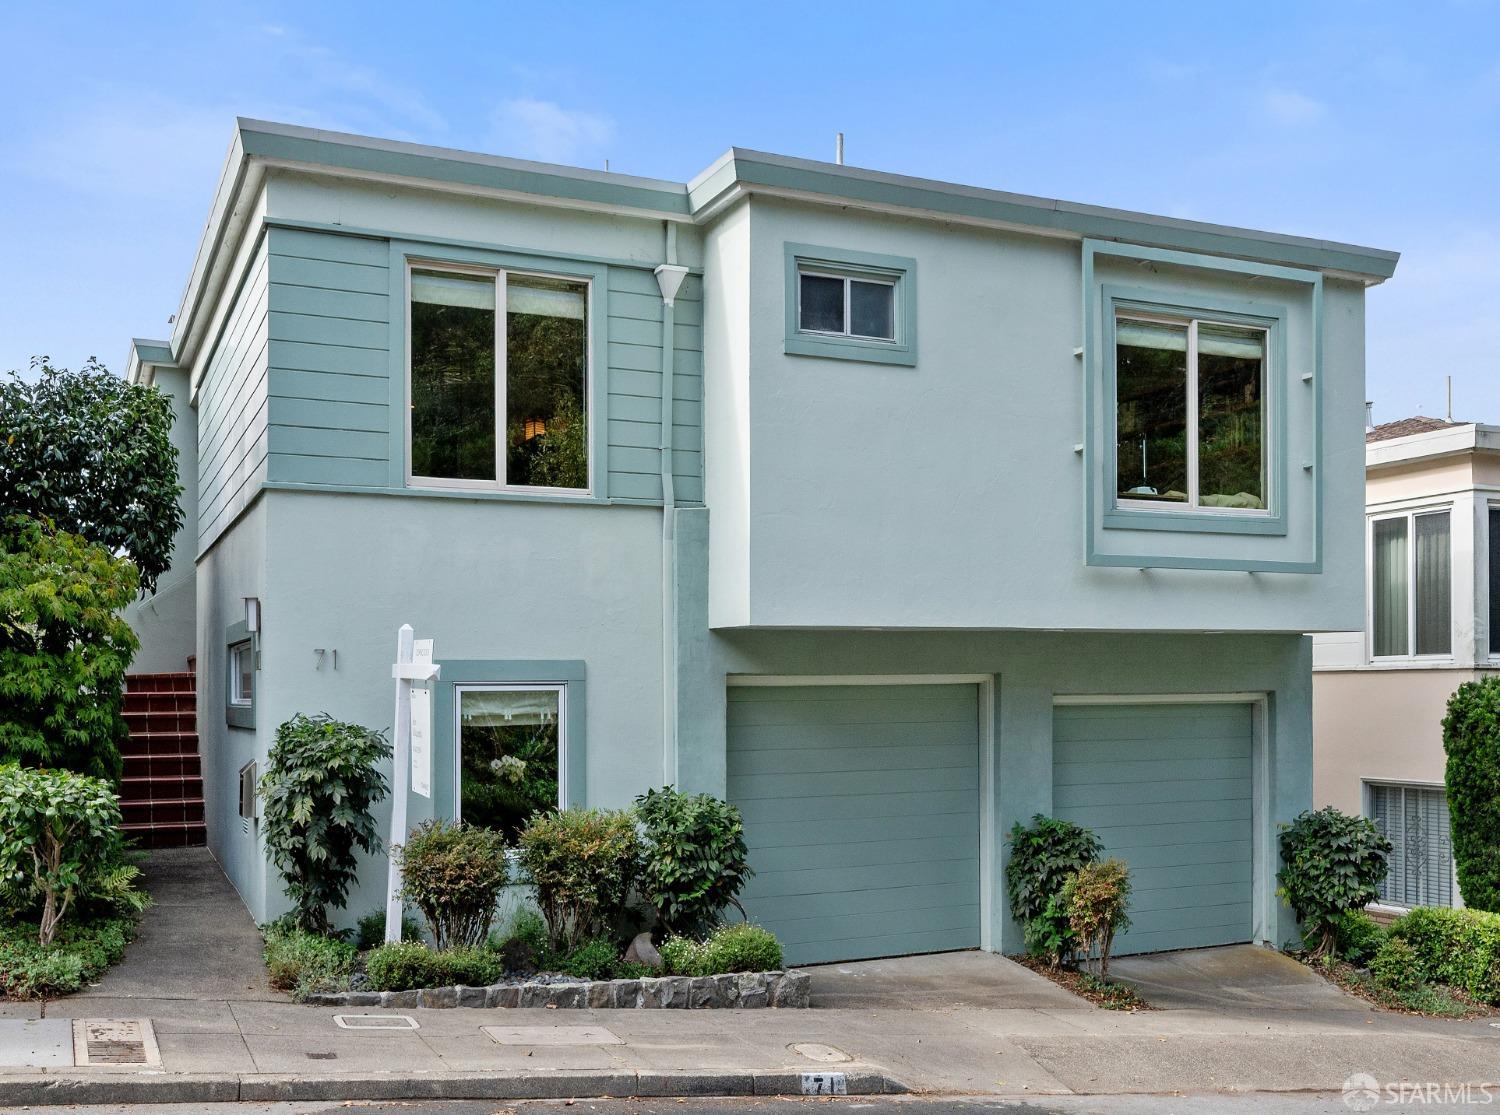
[654,228,689,786]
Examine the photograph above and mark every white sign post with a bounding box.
[386,624,439,944]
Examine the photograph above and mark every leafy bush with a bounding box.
[1370,936,1420,995]
[0,764,131,944]
[1443,677,1500,912]
[262,923,357,998]
[0,358,184,592]
[557,937,620,980]
[0,517,139,782]
[516,808,639,950]
[1276,807,1391,957]
[440,946,504,987]
[1319,910,1387,967]
[0,914,136,998]
[396,820,509,949]
[1062,859,1132,980]
[1387,905,1500,1004]
[1005,815,1101,963]
[259,714,390,934]
[635,786,751,936]
[355,909,422,951]
[365,941,446,992]
[658,924,783,976]
[491,908,550,973]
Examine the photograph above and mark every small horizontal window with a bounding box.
[798,271,895,342]
[229,641,254,707]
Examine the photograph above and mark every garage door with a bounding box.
[727,683,981,965]
[1052,702,1254,955]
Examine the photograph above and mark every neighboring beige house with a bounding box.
[1314,416,1500,911]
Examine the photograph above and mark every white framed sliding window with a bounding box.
[454,684,566,840]
[406,262,592,494]
[1369,507,1452,659]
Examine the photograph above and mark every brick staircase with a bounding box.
[120,671,206,848]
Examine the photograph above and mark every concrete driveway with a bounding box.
[807,950,1082,1010]
[1108,945,1366,1012]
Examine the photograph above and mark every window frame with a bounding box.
[225,619,255,730]
[1362,779,1459,911]
[1487,503,1500,662]
[404,258,595,496]
[1102,286,1286,535]
[453,682,568,829]
[1367,505,1454,661]
[783,243,917,366]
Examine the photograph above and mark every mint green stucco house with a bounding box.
[124,120,1398,964]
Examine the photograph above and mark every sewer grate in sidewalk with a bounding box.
[71,1019,161,1067]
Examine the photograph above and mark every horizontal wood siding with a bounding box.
[264,226,702,505]
[727,684,980,965]
[197,238,270,551]
[265,227,391,488]
[1052,703,1254,955]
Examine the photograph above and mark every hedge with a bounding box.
[1387,906,1500,1004]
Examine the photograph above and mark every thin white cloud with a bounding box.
[490,98,613,165]
[260,26,446,134]
[1260,87,1327,126]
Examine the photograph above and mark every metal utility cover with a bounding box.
[0,1020,73,1068]
[71,1019,160,1066]
[483,1025,623,1046]
[334,1013,419,1030]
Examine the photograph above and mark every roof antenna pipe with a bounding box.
[835,132,844,165]
[1365,401,1374,430]
[1447,375,1453,422]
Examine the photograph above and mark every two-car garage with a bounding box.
[727,681,1258,966]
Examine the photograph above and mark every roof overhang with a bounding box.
[125,337,176,387]
[1366,423,1500,469]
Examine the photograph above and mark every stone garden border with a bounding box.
[303,970,810,1009]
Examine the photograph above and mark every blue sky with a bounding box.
[1,1,1497,423]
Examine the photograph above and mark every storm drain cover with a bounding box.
[72,1019,159,1066]
[483,1025,623,1046]
[791,1042,852,1064]
[334,1014,419,1031]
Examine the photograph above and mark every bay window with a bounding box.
[409,265,589,491]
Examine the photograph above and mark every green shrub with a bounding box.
[1370,936,1420,995]
[1321,910,1387,966]
[262,923,357,998]
[355,909,422,951]
[1388,905,1500,1003]
[440,946,504,987]
[1062,859,1132,980]
[0,358,184,593]
[635,786,752,936]
[1444,677,1500,912]
[396,820,509,949]
[1005,815,1101,964]
[490,908,550,973]
[699,923,782,974]
[259,714,390,934]
[516,808,639,950]
[0,914,136,998]
[365,941,446,992]
[557,937,620,980]
[0,763,131,944]
[1276,807,1391,956]
[0,517,139,783]
[657,936,700,976]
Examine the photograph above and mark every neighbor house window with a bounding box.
[409,266,589,491]
[1115,314,1267,512]
[1371,509,1451,657]
[229,641,254,707]
[1489,507,1500,657]
[798,271,895,341]
[456,685,564,840]
[1368,782,1455,908]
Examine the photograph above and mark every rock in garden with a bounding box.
[624,931,662,969]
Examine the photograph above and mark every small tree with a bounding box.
[396,820,509,949]
[515,808,639,950]
[635,786,751,937]
[1062,859,1132,980]
[0,358,183,593]
[260,714,390,934]
[1443,677,1500,912]
[0,764,128,944]
[1277,806,1391,957]
[0,516,139,782]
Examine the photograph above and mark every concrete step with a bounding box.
[121,796,205,827]
[123,691,197,715]
[119,775,206,805]
[125,672,197,695]
[123,751,202,779]
[120,731,200,758]
[122,820,206,849]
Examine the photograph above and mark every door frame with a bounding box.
[1051,692,1271,948]
[727,673,997,950]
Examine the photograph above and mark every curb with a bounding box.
[0,1066,907,1106]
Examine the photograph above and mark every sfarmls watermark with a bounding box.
[1344,1073,1496,1109]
